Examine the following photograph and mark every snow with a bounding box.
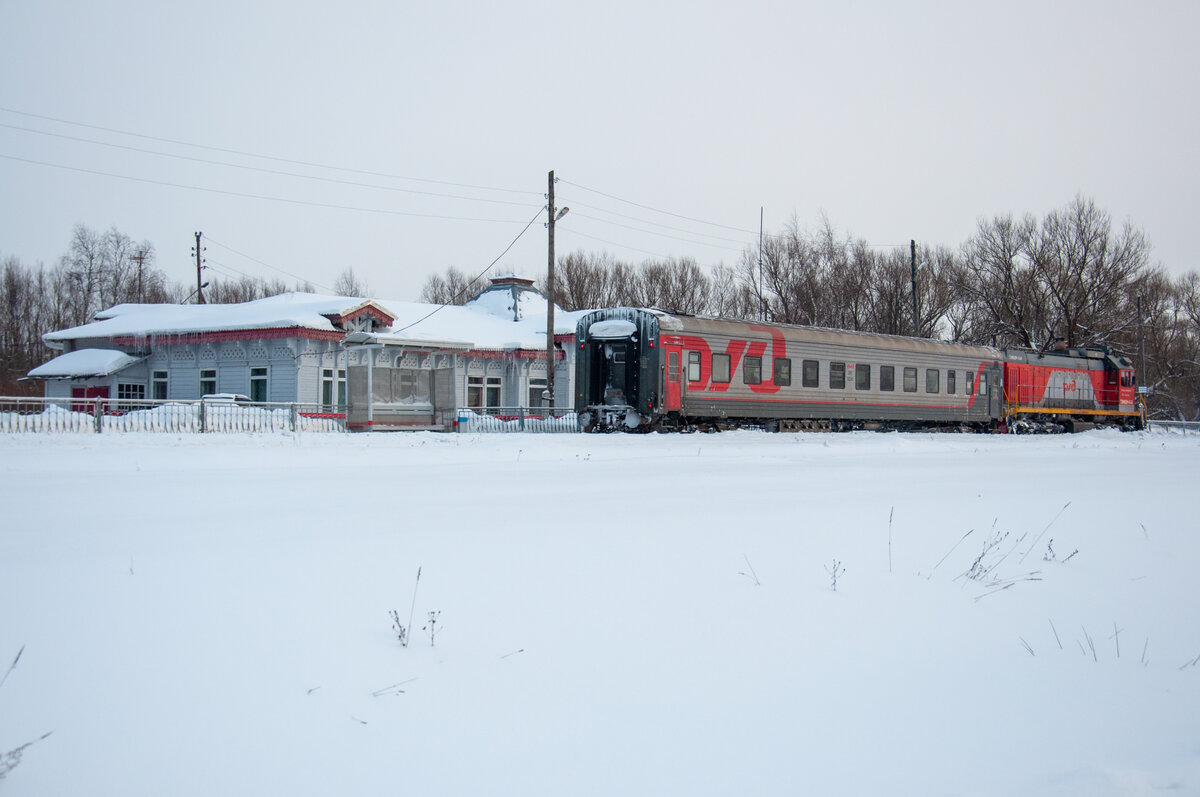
[43,291,586,354]
[25,349,143,379]
[588,319,637,338]
[1,429,1198,796]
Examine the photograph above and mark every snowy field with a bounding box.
[1,429,1198,796]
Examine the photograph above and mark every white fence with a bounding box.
[0,397,346,434]
[455,407,580,433]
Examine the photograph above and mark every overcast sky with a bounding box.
[1,0,1196,302]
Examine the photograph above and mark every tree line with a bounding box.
[4,199,1197,419]
[421,196,1199,420]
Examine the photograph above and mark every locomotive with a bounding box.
[574,308,1143,433]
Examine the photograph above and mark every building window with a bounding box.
[743,356,762,385]
[337,369,346,407]
[152,370,168,401]
[880,366,895,392]
[855,363,871,390]
[467,376,484,408]
[773,358,791,387]
[117,382,145,412]
[687,351,702,382]
[485,376,502,407]
[830,361,846,390]
[802,359,819,388]
[200,368,217,396]
[926,368,940,394]
[903,367,917,392]
[529,377,547,407]
[712,353,731,383]
[947,370,956,395]
[321,369,334,407]
[250,367,267,403]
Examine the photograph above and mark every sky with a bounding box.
[1,0,1197,302]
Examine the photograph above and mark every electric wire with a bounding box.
[0,121,535,207]
[203,245,335,293]
[0,106,541,196]
[557,177,759,234]
[0,153,542,223]
[557,196,755,246]
[392,205,546,334]
[568,211,748,254]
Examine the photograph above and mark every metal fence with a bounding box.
[456,407,580,433]
[1149,420,1200,433]
[0,396,346,434]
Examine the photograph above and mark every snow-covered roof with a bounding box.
[27,348,143,379]
[41,287,586,353]
[43,293,392,346]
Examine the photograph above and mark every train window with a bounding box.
[947,370,956,395]
[903,367,917,392]
[667,352,679,382]
[926,369,940,393]
[830,362,846,390]
[966,371,974,395]
[978,373,988,396]
[802,359,819,388]
[774,358,791,386]
[743,356,762,385]
[1121,371,1135,387]
[687,351,702,382]
[713,353,731,383]
[880,366,895,391]
[855,363,871,390]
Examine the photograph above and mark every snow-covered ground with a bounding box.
[1,429,1197,796]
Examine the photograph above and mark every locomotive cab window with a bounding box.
[712,353,731,383]
[903,367,917,392]
[855,364,871,390]
[1121,371,1134,387]
[687,351,702,382]
[926,369,940,394]
[743,356,762,385]
[773,358,791,387]
[830,361,846,390]
[802,359,819,388]
[880,365,895,392]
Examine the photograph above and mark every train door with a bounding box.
[601,340,632,405]
[663,345,682,411]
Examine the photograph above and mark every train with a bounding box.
[574,308,1143,433]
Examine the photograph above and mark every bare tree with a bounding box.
[419,266,487,305]
[332,267,371,297]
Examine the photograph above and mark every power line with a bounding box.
[0,153,543,223]
[558,177,759,235]
[204,243,334,292]
[393,205,546,334]
[568,211,748,254]
[0,105,541,196]
[0,121,536,208]
[557,196,754,246]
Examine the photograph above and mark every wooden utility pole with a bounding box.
[131,248,146,303]
[546,172,556,407]
[544,171,568,408]
[910,240,918,336]
[193,231,206,304]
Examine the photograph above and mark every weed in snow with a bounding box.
[826,559,845,592]
[0,646,52,781]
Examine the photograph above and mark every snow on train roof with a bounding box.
[44,291,586,352]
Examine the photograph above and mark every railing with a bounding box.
[456,407,579,433]
[0,397,347,434]
[1149,420,1200,433]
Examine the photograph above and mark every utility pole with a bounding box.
[131,248,146,303]
[910,240,919,337]
[192,232,206,304]
[759,207,765,321]
[545,171,568,408]
[1137,292,1147,390]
